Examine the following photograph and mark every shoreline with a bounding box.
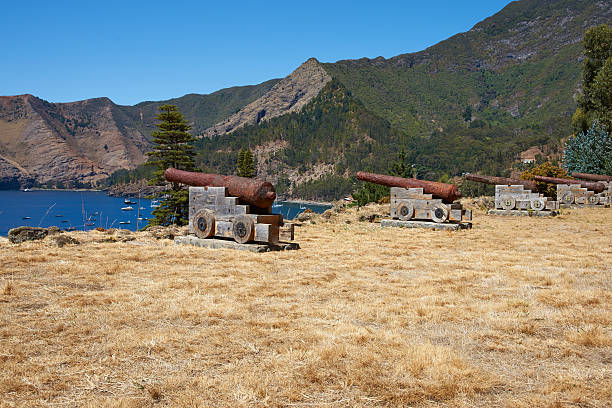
[1,188,105,193]
[277,199,334,207]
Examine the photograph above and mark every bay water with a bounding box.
[0,190,331,236]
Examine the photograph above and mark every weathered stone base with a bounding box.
[174,235,300,253]
[487,209,559,217]
[380,219,472,231]
[559,204,610,209]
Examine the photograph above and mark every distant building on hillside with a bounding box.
[518,146,543,164]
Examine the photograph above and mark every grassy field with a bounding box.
[1,205,610,407]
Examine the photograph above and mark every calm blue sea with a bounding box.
[0,190,331,236]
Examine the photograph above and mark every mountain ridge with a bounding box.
[203,58,331,137]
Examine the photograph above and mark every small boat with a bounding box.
[65,227,76,231]
[23,188,30,192]
[22,216,31,220]
[119,220,131,225]
[55,214,63,217]
[137,217,147,221]
[121,206,134,211]
[61,220,69,223]
[124,199,137,204]
[150,200,160,208]
[85,222,95,226]
[139,206,146,210]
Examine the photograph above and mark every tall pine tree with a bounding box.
[236,148,256,178]
[146,105,196,226]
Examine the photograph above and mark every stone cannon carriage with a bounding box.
[356,172,472,225]
[465,173,559,214]
[534,175,611,207]
[165,168,293,244]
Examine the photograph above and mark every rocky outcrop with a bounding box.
[8,226,49,243]
[203,58,331,137]
[0,156,35,189]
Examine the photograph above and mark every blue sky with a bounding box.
[2,0,513,105]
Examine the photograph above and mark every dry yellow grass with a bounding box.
[0,205,610,407]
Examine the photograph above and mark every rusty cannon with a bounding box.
[164,168,293,245]
[356,171,471,226]
[571,172,612,183]
[533,175,611,206]
[165,167,276,208]
[464,173,537,192]
[533,176,606,194]
[465,173,559,213]
[356,171,461,203]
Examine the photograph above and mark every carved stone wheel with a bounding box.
[560,191,574,205]
[588,195,599,205]
[232,214,255,244]
[430,204,448,223]
[193,209,215,238]
[397,202,414,221]
[500,196,516,210]
[530,198,546,211]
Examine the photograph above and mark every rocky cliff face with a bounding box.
[0,95,149,187]
[0,156,35,189]
[203,58,331,137]
[0,79,280,189]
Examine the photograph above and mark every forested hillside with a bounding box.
[195,79,407,199]
[189,0,611,200]
[324,0,611,138]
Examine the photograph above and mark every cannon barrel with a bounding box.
[533,175,606,193]
[571,172,612,182]
[464,173,537,192]
[356,171,461,202]
[164,168,276,209]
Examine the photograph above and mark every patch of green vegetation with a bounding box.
[99,163,155,187]
[293,174,355,201]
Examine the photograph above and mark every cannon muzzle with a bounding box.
[464,173,537,192]
[164,168,276,209]
[533,175,606,193]
[356,171,461,202]
[571,172,612,182]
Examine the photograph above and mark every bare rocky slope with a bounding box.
[203,58,331,137]
[0,95,149,187]
[0,80,278,188]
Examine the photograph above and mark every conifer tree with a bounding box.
[236,149,246,175]
[573,24,612,133]
[146,105,196,226]
[236,148,256,178]
[563,120,612,175]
